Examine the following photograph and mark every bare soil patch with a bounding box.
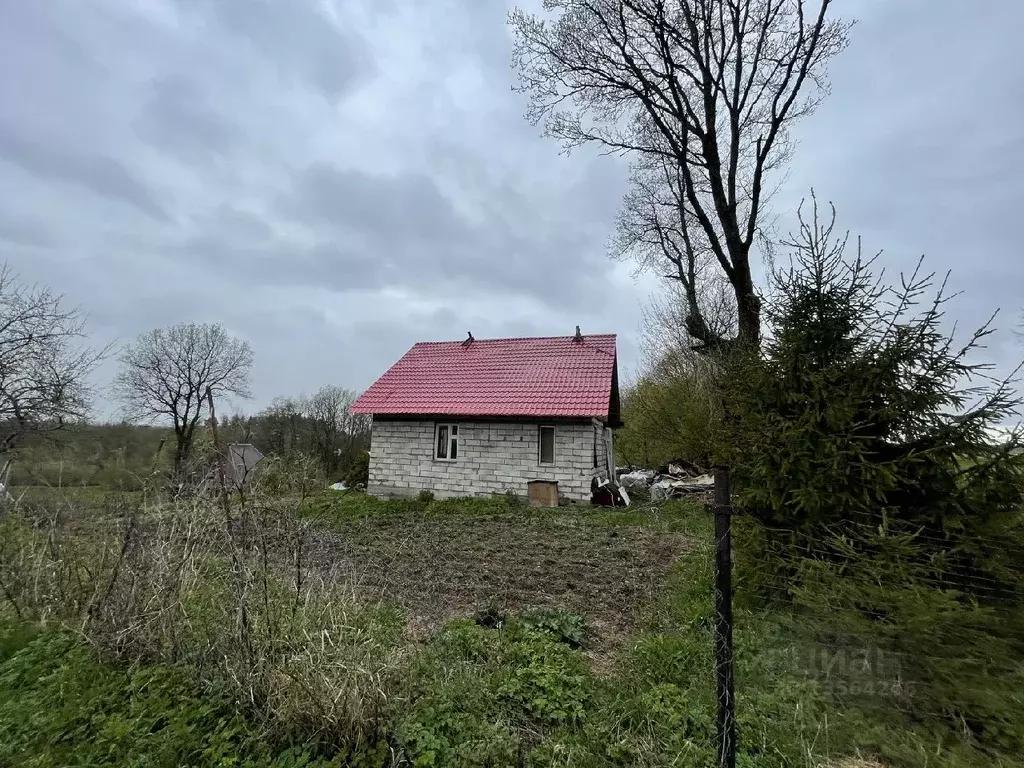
[303,508,693,659]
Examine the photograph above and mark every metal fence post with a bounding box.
[713,465,737,768]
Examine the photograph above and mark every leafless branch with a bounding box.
[511,0,851,347]
[113,322,253,473]
[0,264,108,454]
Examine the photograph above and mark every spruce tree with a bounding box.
[725,197,1024,750]
[728,196,1023,572]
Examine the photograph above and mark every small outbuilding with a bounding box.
[351,331,622,501]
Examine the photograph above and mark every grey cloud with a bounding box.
[0,212,53,248]
[243,313,444,403]
[173,0,370,99]
[135,74,238,162]
[0,3,108,81]
[283,164,468,246]
[201,205,276,242]
[0,0,644,415]
[166,234,387,293]
[271,160,622,306]
[0,126,168,221]
[175,202,388,289]
[774,0,1024,380]
[6,0,1020,417]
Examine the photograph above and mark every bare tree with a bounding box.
[636,247,738,363]
[511,0,850,348]
[614,155,740,349]
[114,322,253,472]
[0,265,106,454]
[305,385,368,476]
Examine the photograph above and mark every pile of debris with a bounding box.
[616,458,714,501]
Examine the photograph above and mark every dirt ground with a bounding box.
[302,506,694,660]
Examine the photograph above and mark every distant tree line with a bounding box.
[218,387,370,482]
[0,266,369,488]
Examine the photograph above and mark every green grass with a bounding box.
[9,485,146,522]
[0,624,334,768]
[2,491,1020,767]
[302,488,707,534]
[11,484,134,504]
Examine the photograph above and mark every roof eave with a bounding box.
[366,411,610,421]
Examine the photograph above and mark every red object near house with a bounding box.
[352,333,620,421]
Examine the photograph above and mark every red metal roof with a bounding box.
[352,334,617,419]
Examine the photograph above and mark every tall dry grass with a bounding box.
[0,484,406,754]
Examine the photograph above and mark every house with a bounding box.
[351,331,622,501]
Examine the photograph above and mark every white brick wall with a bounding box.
[367,418,614,501]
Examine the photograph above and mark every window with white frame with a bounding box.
[538,425,555,465]
[434,423,459,460]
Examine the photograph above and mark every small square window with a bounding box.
[539,425,555,465]
[435,423,459,461]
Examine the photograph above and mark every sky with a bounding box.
[1,0,1022,419]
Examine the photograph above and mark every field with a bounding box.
[300,493,698,662]
[0,487,1018,767]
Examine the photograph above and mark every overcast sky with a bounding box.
[2,0,1021,418]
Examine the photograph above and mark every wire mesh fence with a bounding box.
[707,466,1024,767]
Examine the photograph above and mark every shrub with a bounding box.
[254,452,324,497]
[0,495,403,755]
[342,451,370,488]
[615,352,727,469]
[497,644,589,725]
[519,608,588,649]
[397,703,518,767]
[395,615,594,765]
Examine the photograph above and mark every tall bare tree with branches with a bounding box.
[114,322,253,472]
[511,0,850,348]
[0,265,106,455]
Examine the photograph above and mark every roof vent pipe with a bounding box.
[574,325,583,342]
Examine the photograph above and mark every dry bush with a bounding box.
[0,487,404,752]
